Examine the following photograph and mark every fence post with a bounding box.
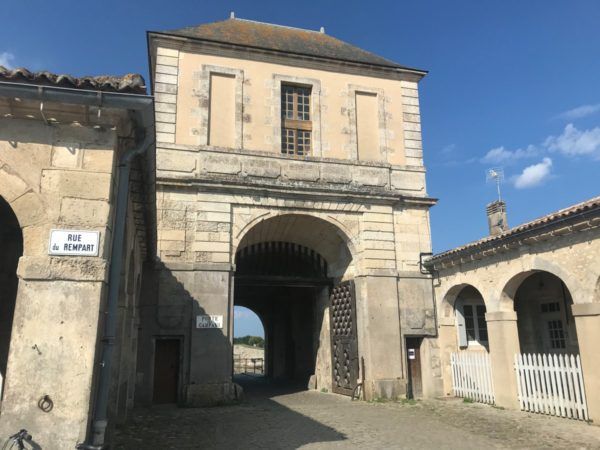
[486,311,520,410]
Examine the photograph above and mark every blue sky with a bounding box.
[4,1,598,336]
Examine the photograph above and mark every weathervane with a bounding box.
[486,168,504,202]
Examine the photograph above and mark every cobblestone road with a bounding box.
[115,376,600,449]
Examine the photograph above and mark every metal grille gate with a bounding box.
[330,280,359,396]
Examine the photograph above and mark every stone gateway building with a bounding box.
[0,14,599,450]
[140,16,437,407]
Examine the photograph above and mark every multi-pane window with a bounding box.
[547,320,566,349]
[462,303,488,344]
[281,84,312,156]
[541,302,567,350]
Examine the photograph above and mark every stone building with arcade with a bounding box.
[423,197,600,421]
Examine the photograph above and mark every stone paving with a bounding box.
[114,376,600,449]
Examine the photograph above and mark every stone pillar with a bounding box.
[356,274,405,400]
[571,303,600,422]
[185,266,239,406]
[437,317,458,397]
[486,311,520,409]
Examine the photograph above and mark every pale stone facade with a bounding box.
[0,73,155,448]
[137,18,437,406]
[424,197,600,421]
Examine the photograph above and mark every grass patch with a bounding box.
[320,388,328,393]
[463,397,474,403]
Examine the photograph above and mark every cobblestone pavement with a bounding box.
[115,376,600,449]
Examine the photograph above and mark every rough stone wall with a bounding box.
[0,110,147,448]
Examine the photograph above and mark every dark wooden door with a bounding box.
[330,280,359,396]
[153,338,180,404]
[406,337,422,399]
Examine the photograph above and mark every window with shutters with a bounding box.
[281,84,312,156]
[461,303,488,344]
[456,296,488,348]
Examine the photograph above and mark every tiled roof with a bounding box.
[429,195,600,264]
[161,18,425,73]
[0,66,146,94]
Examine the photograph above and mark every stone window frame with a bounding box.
[347,84,387,161]
[196,64,244,149]
[272,74,322,157]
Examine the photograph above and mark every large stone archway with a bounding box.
[233,213,355,393]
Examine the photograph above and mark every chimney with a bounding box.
[486,200,508,236]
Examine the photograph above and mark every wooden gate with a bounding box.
[330,280,359,396]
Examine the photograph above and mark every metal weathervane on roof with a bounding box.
[486,167,504,202]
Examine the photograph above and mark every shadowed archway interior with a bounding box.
[514,271,579,354]
[234,214,353,391]
[0,197,23,399]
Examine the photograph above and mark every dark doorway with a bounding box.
[153,338,180,404]
[406,337,423,399]
[0,197,22,400]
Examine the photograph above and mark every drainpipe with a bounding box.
[78,131,153,450]
[419,252,439,337]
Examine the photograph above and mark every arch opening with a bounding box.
[233,306,266,378]
[513,271,579,354]
[0,196,23,400]
[234,214,354,392]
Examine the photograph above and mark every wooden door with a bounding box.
[330,280,359,396]
[153,338,180,404]
[406,337,423,399]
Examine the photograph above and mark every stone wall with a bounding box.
[0,102,151,448]
[150,44,425,167]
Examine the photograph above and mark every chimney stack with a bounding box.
[486,200,508,236]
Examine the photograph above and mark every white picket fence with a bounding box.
[450,352,495,404]
[514,353,588,421]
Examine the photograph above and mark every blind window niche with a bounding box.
[208,73,236,148]
[355,92,379,162]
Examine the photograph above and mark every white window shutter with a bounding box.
[455,301,468,348]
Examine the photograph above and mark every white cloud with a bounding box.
[544,123,600,159]
[440,144,456,155]
[481,145,538,164]
[558,104,600,120]
[513,157,553,189]
[0,51,15,69]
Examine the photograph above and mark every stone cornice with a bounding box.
[157,176,438,209]
[157,143,427,172]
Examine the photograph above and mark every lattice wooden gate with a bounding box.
[330,280,359,396]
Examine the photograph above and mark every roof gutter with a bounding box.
[0,81,154,449]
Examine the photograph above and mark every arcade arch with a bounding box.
[0,197,22,400]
